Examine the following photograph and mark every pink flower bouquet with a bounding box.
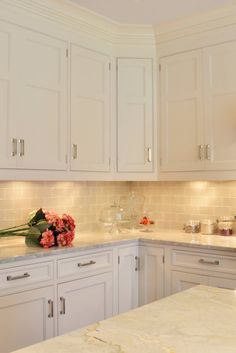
[0,208,76,249]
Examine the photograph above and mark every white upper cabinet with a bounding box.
[0,23,19,169]
[160,40,236,176]
[70,45,111,172]
[0,21,68,171]
[117,58,154,173]
[160,50,205,172]
[204,41,236,171]
[16,30,68,171]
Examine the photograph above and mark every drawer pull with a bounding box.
[7,272,30,281]
[77,260,96,267]
[199,259,220,265]
[60,297,66,315]
[48,300,54,318]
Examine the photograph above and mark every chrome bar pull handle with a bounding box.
[135,256,140,271]
[199,259,219,266]
[206,144,211,160]
[48,300,54,318]
[19,139,25,157]
[7,272,30,281]
[72,144,77,159]
[77,260,96,267]
[60,297,66,315]
[147,147,152,163]
[11,138,17,157]
[198,145,204,160]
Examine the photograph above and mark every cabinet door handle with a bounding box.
[60,297,66,315]
[77,260,96,267]
[135,256,140,271]
[7,272,30,281]
[19,139,25,157]
[205,144,211,160]
[147,147,152,163]
[199,259,219,265]
[198,145,204,160]
[72,144,77,159]
[11,138,17,157]
[48,300,54,318]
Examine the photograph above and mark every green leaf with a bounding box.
[25,226,41,247]
[28,208,46,226]
[35,220,49,233]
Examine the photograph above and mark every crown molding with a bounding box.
[1,0,155,46]
[155,3,236,44]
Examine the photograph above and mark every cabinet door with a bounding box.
[117,58,153,172]
[160,51,205,172]
[70,45,110,172]
[118,246,138,314]
[0,286,54,353]
[139,246,164,306]
[58,272,113,335]
[204,41,236,170]
[0,22,18,168]
[171,271,208,294]
[16,29,68,170]
[209,276,236,290]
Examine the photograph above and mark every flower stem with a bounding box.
[0,223,28,233]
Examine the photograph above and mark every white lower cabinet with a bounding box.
[118,246,139,314]
[139,245,164,305]
[57,272,113,335]
[171,271,209,294]
[0,286,54,353]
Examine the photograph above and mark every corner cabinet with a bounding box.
[70,45,111,173]
[117,58,154,173]
[0,21,68,171]
[160,40,236,175]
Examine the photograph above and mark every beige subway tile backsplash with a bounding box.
[0,180,236,232]
[131,181,236,230]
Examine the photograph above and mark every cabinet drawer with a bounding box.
[58,251,113,279]
[0,261,54,291]
[172,250,236,275]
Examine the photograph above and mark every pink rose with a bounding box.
[57,231,75,247]
[40,230,55,249]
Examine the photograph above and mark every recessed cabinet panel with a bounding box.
[117,58,153,172]
[58,272,113,335]
[16,31,67,170]
[171,271,208,294]
[0,286,54,353]
[204,42,236,171]
[160,50,205,172]
[70,45,110,172]
[118,246,138,314]
[0,25,17,168]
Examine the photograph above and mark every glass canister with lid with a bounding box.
[217,216,235,236]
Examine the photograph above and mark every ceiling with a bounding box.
[69,0,236,25]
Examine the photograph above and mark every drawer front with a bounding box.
[58,251,113,279]
[0,261,54,291]
[172,250,236,274]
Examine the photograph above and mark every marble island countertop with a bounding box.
[12,285,236,353]
[1,229,236,264]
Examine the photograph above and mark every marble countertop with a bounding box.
[1,229,236,264]
[12,285,236,353]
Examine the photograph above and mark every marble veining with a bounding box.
[1,230,236,264]
[12,285,236,353]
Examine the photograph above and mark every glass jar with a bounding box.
[99,202,130,234]
[217,216,235,236]
[184,220,200,233]
[201,220,216,235]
